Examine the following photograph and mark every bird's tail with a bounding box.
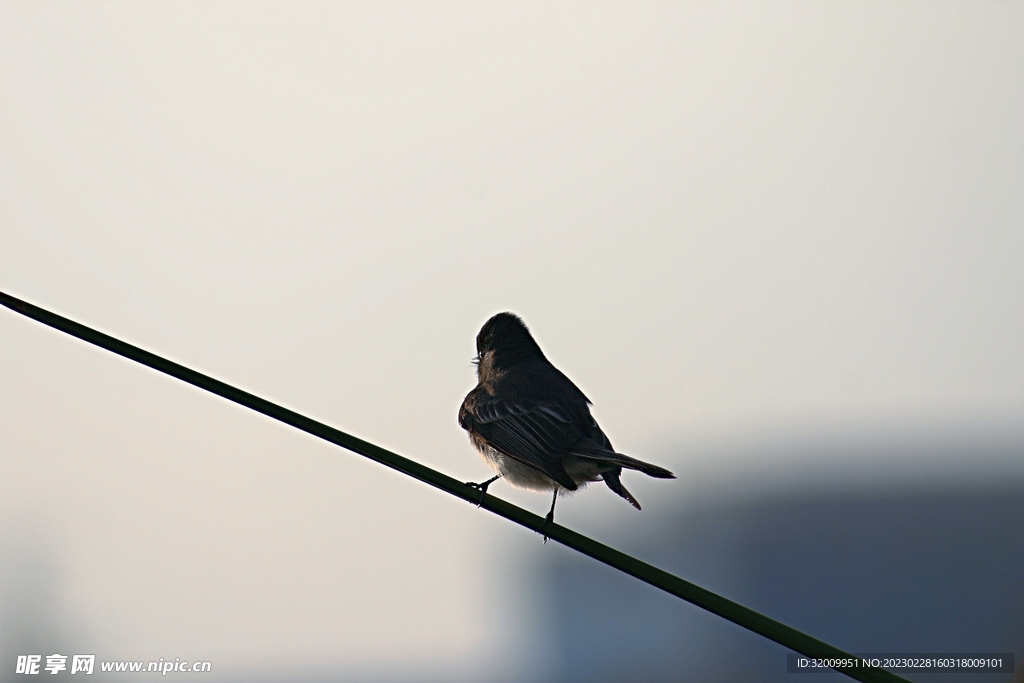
[601,468,642,510]
[609,452,675,479]
[570,442,675,479]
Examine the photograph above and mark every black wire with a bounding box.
[0,290,910,683]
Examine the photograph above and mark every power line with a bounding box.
[0,290,909,683]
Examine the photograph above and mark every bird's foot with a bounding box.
[466,474,501,506]
[541,511,555,543]
[540,489,557,543]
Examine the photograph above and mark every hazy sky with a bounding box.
[2,2,1022,681]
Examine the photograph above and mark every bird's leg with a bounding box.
[466,474,501,505]
[541,489,557,543]
[467,474,501,492]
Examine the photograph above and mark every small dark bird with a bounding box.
[459,312,675,526]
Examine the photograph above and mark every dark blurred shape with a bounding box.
[537,432,1024,683]
[0,526,82,683]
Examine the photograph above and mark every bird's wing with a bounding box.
[461,396,582,490]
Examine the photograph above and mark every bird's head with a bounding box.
[474,312,546,375]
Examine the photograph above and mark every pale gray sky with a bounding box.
[1,2,1022,681]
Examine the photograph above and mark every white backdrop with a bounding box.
[1,2,1022,681]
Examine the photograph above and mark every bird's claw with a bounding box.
[540,511,555,543]
[465,481,487,506]
[466,475,501,506]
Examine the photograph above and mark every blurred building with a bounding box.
[536,432,1024,683]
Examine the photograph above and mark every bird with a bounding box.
[458,312,675,528]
